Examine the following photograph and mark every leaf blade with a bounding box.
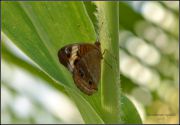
[121,94,142,124]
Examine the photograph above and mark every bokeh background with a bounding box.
[1,1,179,124]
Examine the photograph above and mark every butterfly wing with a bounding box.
[58,42,102,95]
[73,44,102,95]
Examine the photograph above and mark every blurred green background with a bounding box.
[1,1,179,124]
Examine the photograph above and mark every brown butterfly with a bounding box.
[58,41,102,95]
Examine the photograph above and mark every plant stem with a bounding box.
[95,1,120,123]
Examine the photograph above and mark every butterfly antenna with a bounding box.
[96,22,104,43]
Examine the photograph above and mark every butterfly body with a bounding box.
[58,41,102,95]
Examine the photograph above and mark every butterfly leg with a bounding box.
[102,49,121,82]
[102,48,120,70]
[102,49,118,61]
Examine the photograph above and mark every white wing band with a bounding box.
[69,45,78,70]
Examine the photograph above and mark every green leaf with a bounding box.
[2,1,96,88]
[66,88,104,123]
[2,1,103,123]
[84,2,98,33]
[121,94,142,124]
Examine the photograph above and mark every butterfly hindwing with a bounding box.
[73,45,101,95]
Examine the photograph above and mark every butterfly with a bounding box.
[58,41,102,95]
